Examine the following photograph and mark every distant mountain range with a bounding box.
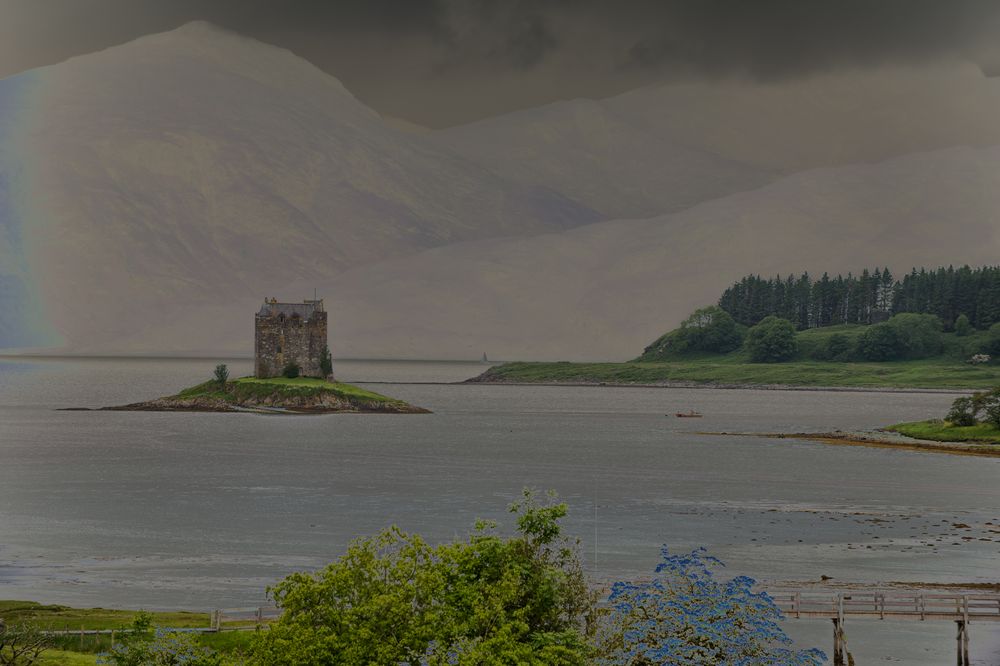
[2,21,999,359]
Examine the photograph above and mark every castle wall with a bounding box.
[254,311,328,378]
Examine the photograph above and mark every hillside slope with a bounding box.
[434,64,1000,219]
[318,145,1000,360]
[0,22,597,350]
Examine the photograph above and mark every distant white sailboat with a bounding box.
[482,352,489,363]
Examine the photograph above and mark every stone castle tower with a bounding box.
[254,297,328,378]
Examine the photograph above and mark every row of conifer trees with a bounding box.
[718,265,1000,331]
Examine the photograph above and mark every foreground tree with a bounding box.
[0,623,52,666]
[597,548,826,666]
[745,316,798,363]
[213,363,229,386]
[250,490,594,665]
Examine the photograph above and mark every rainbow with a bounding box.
[0,71,60,349]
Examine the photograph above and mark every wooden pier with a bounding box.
[766,588,1000,665]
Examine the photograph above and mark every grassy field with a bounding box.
[0,600,208,631]
[0,600,257,664]
[476,358,1000,389]
[886,420,1000,444]
[475,326,1000,390]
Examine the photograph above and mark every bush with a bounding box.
[282,362,300,379]
[320,346,333,377]
[955,314,972,336]
[946,396,978,426]
[812,332,853,361]
[856,314,943,361]
[597,547,825,666]
[745,316,798,363]
[250,490,594,665]
[983,323,1000,356]
[887,313,943,359]
[213,363,229,385]
[99,628,230,666]
[985,401,1000,429]
[856,322,900,361]
[639,306,744,359]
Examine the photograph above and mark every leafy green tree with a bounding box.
[639,307,744,360]
[856,322,901,361]
[250,490,594,666]
[320,346,334,377]
[983,323,1000,356]
[745,316,798,363]
[0,623,52,666]
[213,363,229,386]
[954,314,973,337]
[981,389,1000,429]
[946,396,978,427]
[282,362,300,379]
[885,313,942,359]
[811,333,853,361]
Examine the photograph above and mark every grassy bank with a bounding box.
[886,420,1000,444]
[0,600,254,664]
[0,600,208,630]
[473,325,1000,389]
[475,358,1000,390]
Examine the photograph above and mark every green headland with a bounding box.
[886,420,1000,444]
[472,265,1000,391]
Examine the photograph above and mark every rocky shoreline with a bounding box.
[97,395,429,414]
[63,378,431,415]
[704,430,1000,457]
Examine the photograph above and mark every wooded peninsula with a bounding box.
[472,265,1000,390]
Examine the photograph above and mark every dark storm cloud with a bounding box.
[618,0,996,79]
[2,0,999,126]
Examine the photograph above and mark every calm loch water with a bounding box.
[1,357,999,664]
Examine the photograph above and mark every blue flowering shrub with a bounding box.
[597,547,826,665]
[97,613,231,666]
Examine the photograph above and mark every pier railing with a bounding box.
[765,588,1000,665]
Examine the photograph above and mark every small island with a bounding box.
[97,297,428,414]
[104,376,429,414]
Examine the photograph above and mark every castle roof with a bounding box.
[257,299,323,320]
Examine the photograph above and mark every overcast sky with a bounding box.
[2,0,999,127]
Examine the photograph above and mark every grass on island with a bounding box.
[174,375,398,404]
[480,326,1000,390]
[886,420,1000,444]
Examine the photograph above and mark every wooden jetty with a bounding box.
[766,588,1000,665]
